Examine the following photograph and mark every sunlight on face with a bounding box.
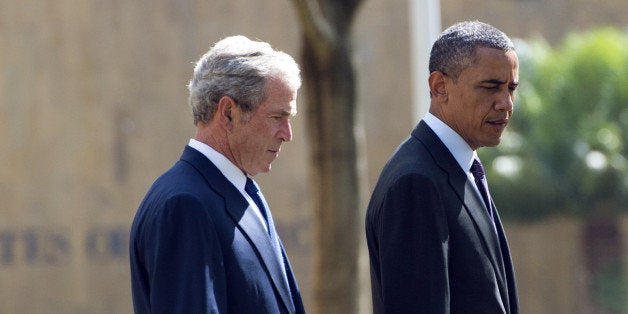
[443,48,519,150]
[228,78,297,176]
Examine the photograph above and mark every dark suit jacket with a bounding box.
[130,146,305,314]
[365,121,518,314]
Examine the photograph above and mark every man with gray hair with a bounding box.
[130,36,305,313]
[366,21,520,313]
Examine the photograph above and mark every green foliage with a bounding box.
[480,28,628,221]
[591,263,628,312]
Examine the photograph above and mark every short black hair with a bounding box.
[429,21,514,80]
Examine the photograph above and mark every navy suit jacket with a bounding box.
[365,121,518,313]
[130,146,305,313]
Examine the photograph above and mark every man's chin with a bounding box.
[259,164,273,174]
[486,139,502,148]
[478,137,502,149]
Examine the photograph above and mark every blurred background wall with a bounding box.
[0,0,626,313]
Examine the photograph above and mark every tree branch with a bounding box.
[291,0,337,60]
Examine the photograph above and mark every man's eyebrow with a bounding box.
[273,109,296,116]
[482,79,506,85]
[481,79,519,87]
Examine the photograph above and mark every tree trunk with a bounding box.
[582,206,626,313]
[291,1,364,313]
[302,40,360,314]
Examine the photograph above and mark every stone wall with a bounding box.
[1,0,626,312]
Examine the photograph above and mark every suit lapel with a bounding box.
[280,242,305,313]
[492,205,516,312]
[413,122,509,308]
[462,181,509,298]
[236,202,295,312]
[179,146,296,313]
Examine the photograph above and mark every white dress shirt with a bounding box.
[188,138,269,232]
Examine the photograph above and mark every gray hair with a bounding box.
[188,35,301,125]
[429,21,514,80]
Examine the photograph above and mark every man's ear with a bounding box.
[216,96,236,129]
[428,71,448,100]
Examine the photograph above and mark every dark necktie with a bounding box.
[244,178,291,292]
[245,177,271,233]
[470,158,495,224]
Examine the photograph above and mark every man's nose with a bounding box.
[278,120,292,142]
[496,91,514,111]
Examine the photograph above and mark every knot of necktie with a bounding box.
[245,177,259,196]
[245,177,270,228]
[470,158,486,181]
[470,158,496,228]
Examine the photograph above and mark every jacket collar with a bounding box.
[179,145,296,313]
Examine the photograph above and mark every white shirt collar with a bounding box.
[187,138,248,192]
[423,112,476,173]
[187,138,269,231]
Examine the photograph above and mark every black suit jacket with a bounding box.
[365,121,518,313]
[130,146,305,313]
